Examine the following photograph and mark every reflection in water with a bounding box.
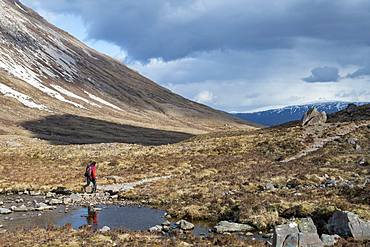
[87,206,98,227]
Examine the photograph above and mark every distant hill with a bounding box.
[233,102,370,126]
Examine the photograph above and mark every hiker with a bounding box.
[83,161,97,193]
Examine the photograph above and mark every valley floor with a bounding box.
[0,105,369,246]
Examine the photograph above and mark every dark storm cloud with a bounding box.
[23,0,370,62]
[303,66,340,83]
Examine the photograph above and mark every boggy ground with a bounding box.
[0,105,369,245]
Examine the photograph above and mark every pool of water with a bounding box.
[2,204,210,235]
[58,205,166,231]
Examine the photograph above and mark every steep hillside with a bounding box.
[234,101,369,127]
[0,0,253,144]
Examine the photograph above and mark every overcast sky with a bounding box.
[21,0,370,112]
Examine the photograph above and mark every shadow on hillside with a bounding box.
[20,114,193,146]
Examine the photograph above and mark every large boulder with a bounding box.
[302,108,327,126]
[214,221,254,233]
[326,211,370,241]
[273,218,323,247]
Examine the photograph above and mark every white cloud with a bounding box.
[194,90,214,104]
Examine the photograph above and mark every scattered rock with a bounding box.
[46,192,56,198]
[161,220,171,226]
[35,202,54,211]
[302,108,327,126]
[0,208,11,214]
[110,195,118,200]
[320,234,341,246]
[63,197,72,204]
[12,204,30,212]
[99,226,111,233]
[0,202,3,206]
[70,193,83,203]
[176,220,195,231]
[326,211,370,241]
[48,199,63,205]
[214,221,254,233]
[29,191,41,196]
[264,183,276,191]
[347,137,358,145]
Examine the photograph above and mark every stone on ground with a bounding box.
[176,220,194,231]
[273,218,323,247]
[0,208,11,214]
[320,234,341,246]
[214,221,254,233]
[48,199,63,205]
[149,225,163,232]
[99,226,111,233]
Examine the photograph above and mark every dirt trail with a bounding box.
[281,122,367,163]
[99,176,171,193]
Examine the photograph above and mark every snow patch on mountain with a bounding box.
[84,91,122,111]
[0,82,48,111]
[51,85,101,108]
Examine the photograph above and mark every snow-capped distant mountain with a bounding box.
[234,102,370,127]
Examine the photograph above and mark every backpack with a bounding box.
[84,164,92,178]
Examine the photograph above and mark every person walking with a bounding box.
[83,161,97,193]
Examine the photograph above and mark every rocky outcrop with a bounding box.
[326,211,370,241]
[214,221,254,233]
[273,218,323,247]
[302,108,327,126]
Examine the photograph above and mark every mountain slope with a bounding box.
[0,0,253,143]
[234,101,369,127]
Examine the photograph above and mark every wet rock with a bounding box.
[214,221,254,233]
[326,211,370,241]
[99,226,111,233]
[0,208,12,214]
[149,225,163,232]
[320,234,341,246]
[176,220,194,231]
[302,108,327,126]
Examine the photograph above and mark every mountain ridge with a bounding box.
[0,0,254,143]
